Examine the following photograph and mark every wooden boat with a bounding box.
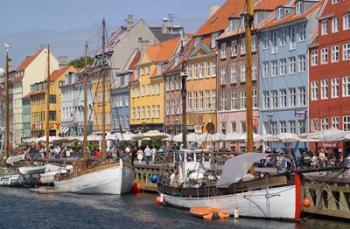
[53,159,135,195]
[158,152,301,220]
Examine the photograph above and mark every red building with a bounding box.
[309,0,350,150]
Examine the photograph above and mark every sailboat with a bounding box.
[157,1,300,221]
[37,20,135,195]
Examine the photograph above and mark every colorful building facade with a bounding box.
[309,0,350,149]
[130,37,180,132]
[259,0,320,137]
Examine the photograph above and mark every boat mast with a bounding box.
[4,44,10,159]
[45,44,51,160]
[180,36,187,149]
[101,18,106,158]
[245,0,254,152]
[83,41,89,161]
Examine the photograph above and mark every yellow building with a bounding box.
[30,66,77,137]
[130,37,180,132]
[91,69,112,133]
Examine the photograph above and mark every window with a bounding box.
[271,90,278,108]
[241,121,247,133]
[321,20,328,35]
[321,118,329,130]
[332,117,340,129]
[199,63,204,78]
[280,28,287,46]
[221,93,227,111]
[262,32,269,49]
[231,121,237,132]
[279,58,287,76]
[311,118,319,131]
[228,91,238,110]
[263,61,269,78]
[344,116,350,130]
[344,13,350,30]
[299,120,306,134]
[193,91,198,109]
[204,90,210,109]
[296,1,303,15]
[290,27,296,50]
[331,78,339,98]
[311,81,319,100]
[280,121,287,133]
[199,91,204,110]
[211,90,216,109]
[211,33,219,48]
[253,89,258,108]
[49,111,56,121]
[252,64,257,81]
[311,49,318,66]
[240,91,246,109]
[321,48,328,64]
[298,87,306,106]
[220,67,226,85]
[211,62,217,77]
[271,122,278,135]
[240,64,246,82]
[221,122,226,133]
[240,37,246,55]
[343,76,350,97]
[271,60,278,77]
[288,57,296,74]
[299,24,306,41]
[289,88,297,107]
[271,31,278,53]
[343,43,350,60]
[231,65,237,83]
[49,95,56,103]
[231,40,237,57]
[280,89,287,107]
[220,42,227,59]
[320,80,328,99]
[289,121,296,133]
[331,45,339,63]
[252,35,257,52]
[263,91,270,109]
[332,0,339,4]
[332,17,339,33]
[297,55,306,72]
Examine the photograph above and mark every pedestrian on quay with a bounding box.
[137,147,144,164]
[152,146,156,164]
[144,145,152,165]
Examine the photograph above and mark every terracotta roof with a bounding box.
[218,0,289,40]
[129,51,141,70]
[261,1,322,30]
[195,0,246,36]
[50,66,76,81]
[319,0,349,18]
[145,36,181,62]
[16,49,43,72]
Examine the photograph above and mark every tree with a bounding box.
[69,56,94,68]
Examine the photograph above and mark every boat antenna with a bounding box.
[4,43,10,160]
[180,34,187,149]
[101,18,107,159]
[45,44,51,160]
[83,41,89,161]
[245,0,254,153]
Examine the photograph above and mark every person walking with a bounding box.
[144,145,152,165]
[137,147,144,164]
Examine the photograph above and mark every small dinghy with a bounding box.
[190,207,230,220]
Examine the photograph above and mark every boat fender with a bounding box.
[303,198,311,208]
[150,174,158,184]
[132,182,142,193]
[155,196,162,205]
[234,208,239,219]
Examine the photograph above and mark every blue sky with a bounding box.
[0,0,224,67]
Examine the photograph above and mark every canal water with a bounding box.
[0,188,349,229]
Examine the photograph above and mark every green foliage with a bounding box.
[69,56,94,68]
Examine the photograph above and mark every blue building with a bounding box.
[259,0,320,138]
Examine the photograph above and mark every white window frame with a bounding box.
[331,78,339,98]
[331,45,339,63]
[320,79,329,99]
[321,19,328,35]
[342,76,350,97]
[332,17,339,33]
[311,81,319,101]
[321,48,328,64]
[311,49,318,66]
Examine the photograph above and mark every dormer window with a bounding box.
[276,7,284,20]
[228,17,240,32]
[157,63,162,75]
[211,33,219,48]
[296,1,304,15]
[194,37,201,47]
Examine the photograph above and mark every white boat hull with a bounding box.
[54,160,135,195]
[162,185,297,220]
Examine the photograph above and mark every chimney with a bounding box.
[208,5,220,18]
[127,14,134,30]
[162,18,169,34]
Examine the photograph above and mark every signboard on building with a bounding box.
[295,110,307,118]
